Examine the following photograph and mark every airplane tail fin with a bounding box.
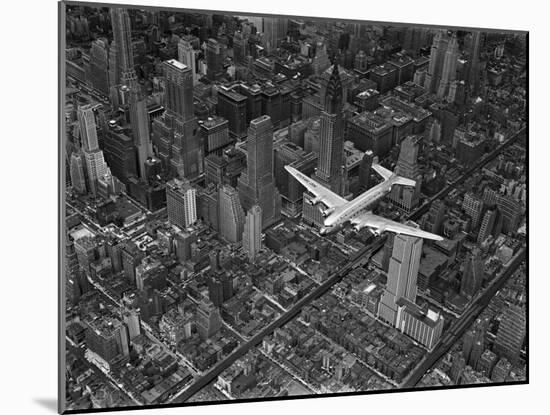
[372,163,393,181]
[394,176,416,187]
[372,163,416,187]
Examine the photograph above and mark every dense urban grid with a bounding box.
[62,3,527,411]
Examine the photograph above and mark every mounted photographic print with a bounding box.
[59,1,528,413]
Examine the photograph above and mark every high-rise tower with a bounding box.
[152,59,202,179]
[314,61,345,195]
[218,185,246,244]
[167,178,197,229]
[494,304,526,364]
[378,233,423,325]
[110,7,151,179]
[389,136,423,212]
[243,205,262,261]
[237,115,281,229]
[437,33,459,99]
[77,105,111,196]
[178,38,198,85]
[424,30,448,93]
[109,8,136,89]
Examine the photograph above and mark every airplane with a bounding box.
[285,163,444,241]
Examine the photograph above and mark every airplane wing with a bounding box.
[372,163,394,181]
[350,212,444,241]
[285,165,346,208]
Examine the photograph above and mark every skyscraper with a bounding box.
[69,151,87,194]
[205,38,226,81]
[314,62,345,195]
[462,192,484,230]
[78,104,99,152]
[237,115,281,229]
[378,233,423,325]
[218,185,245,243]
[478,209,498,243]
[389,136,422,212]
[196,298,222,339]
[460,249,484,298]
[109,8,136,88]
[274,142,318,217]
[497,194,521,235]
[178,38,198,85]
[262,17,288,52]
[358,150,374,192]
[243,205,262,261]
[437,33,459,99]
[494,304,526,364]
[89,38,111,95]
[78,105,111,196]
[424,30,447,93]
[167,178,197,229]
[467,31,482,96]
[152,59,202,179]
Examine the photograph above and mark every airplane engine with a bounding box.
[321,207,335,217]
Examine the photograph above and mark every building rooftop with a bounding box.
[165,58,187,71]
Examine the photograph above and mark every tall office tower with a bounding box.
[478,209,497,243]
[497,195,521,235]
[200,116,232,156]
[467,31,482,96]
[262,17,288,52]
[121,241,145,284]
[491,358,512,382]
[274,142,318,217]
[113,8,150,182]
[69,151,87,194]
[178,38,198,85]
[218,185,245,243]
[207,271,234,306]
[450,355,466,383]
[153,59,202,179]
[460,249,484,298]
[437,33,459,99]
[239,15,263,34]
[494,304,526,364]
[354,50,368,74]
[217,86,247,139]
[389,136,422,212]
[84,316,130,364]
[233,31,248,65]
[462,192,484,230]
[166,178,197,229]
[428,119,442,143]
[421,200,446,235]
[122,309,141,340]
[378,233,423,325]
[109,8,136,89]
[164,59,194,121]
[78,105,111,196]
[196,298,222,340]
[206,38,227,81]
[243,205,262,261]
[424,30,449,93]
[78,104,99,152]
[89,38,111,95]
[237,116,282,229]
[358,150,374,191]
[314,62,345,195]
[128,87,152,180]
[312,41,331,75]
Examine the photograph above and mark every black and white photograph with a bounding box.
[5,0,549,415]
[58,0,529,412]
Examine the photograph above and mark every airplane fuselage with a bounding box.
[320,175,398,234]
